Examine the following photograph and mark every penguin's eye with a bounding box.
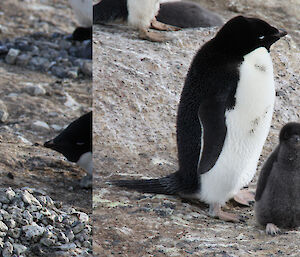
[76,142,85,146]
[258,35,265,40]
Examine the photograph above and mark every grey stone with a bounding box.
[29,57,50,71]
[7,228,21,239]
[36,196,47,206]
[80,61,92,77]
[59,40,72,49]
[51,66,68,78]
[0,100,9,123]
[43,230,53,239]
[21,190,41,206]
[0,45,8,55]
[40,238,55,247]
[67,67,79,79]
[75,212,89,223]
[32,120,50,130]
[22,210,33,224]
[0,191,10,204]
[22,223,45,240]
[66,230,74,241]
[57,232,69,243]
[31,45,39,55]
[56,243,77,251]
[5,48,20,64]
[0,220,8,232]
[72,222,85,234]
[0,209,11,220]
[13,244,27,255]
[5,188,15,201]
[2,241,13,257]
[82,240,91,248]
[24,84,46,96]
[45,195,54,206]
[6,219,16,229]
[16,54,31,66]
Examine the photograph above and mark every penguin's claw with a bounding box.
[266,223,281,236]
[151,18,181,31]
[233,189,255,206]
[209,203,246,223]
[138,29,171,42]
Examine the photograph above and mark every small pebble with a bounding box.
[5,48,20,64]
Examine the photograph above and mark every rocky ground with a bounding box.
[0,0,92,256]
[94,0,300,256]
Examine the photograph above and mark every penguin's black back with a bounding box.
[93,0,128,24]
[175,39,240,191]
[157,1,224,28]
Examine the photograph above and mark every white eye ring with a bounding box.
[259,35,265,40]
[76,142,85,146]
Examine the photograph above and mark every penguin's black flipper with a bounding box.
[255,146,279,201]
[93,0,128,25]
[112,173,181,195]
[197,99,227,175]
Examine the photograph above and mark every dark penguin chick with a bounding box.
[255,123,300,235]
[44,111,92,176]
[69,0,92,41]
[113,16,287,222]
[157,1,224,28]
[93,0,180,42]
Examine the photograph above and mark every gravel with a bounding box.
[0,187,92,256]
[0,33,91,79]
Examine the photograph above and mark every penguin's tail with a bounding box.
[112,173,181,195]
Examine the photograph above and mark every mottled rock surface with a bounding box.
[93,10,300,257]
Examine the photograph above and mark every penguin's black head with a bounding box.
[214,16,287,56]
[279,122,300,147]
[44,112,92,162]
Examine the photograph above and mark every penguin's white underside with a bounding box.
[196,47,275,205]
[76,151,93,175]
[127,0,160,29]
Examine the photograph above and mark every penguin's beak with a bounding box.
[44,140,55,148]
[274,29,287,39]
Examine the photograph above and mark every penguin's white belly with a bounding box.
[76,151,93,175]
[127,0,160,29]
[69,0,92,27]
[199,47,275,205]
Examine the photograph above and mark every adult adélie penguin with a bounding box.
[114,16,287,222]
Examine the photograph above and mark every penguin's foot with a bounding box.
[138,29,170,42]
[266,223,281,236]
[233,188,255,206]
[209,203,245,223]
[150,18,181,31]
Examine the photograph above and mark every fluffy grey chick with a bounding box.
[255,122,300,235]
